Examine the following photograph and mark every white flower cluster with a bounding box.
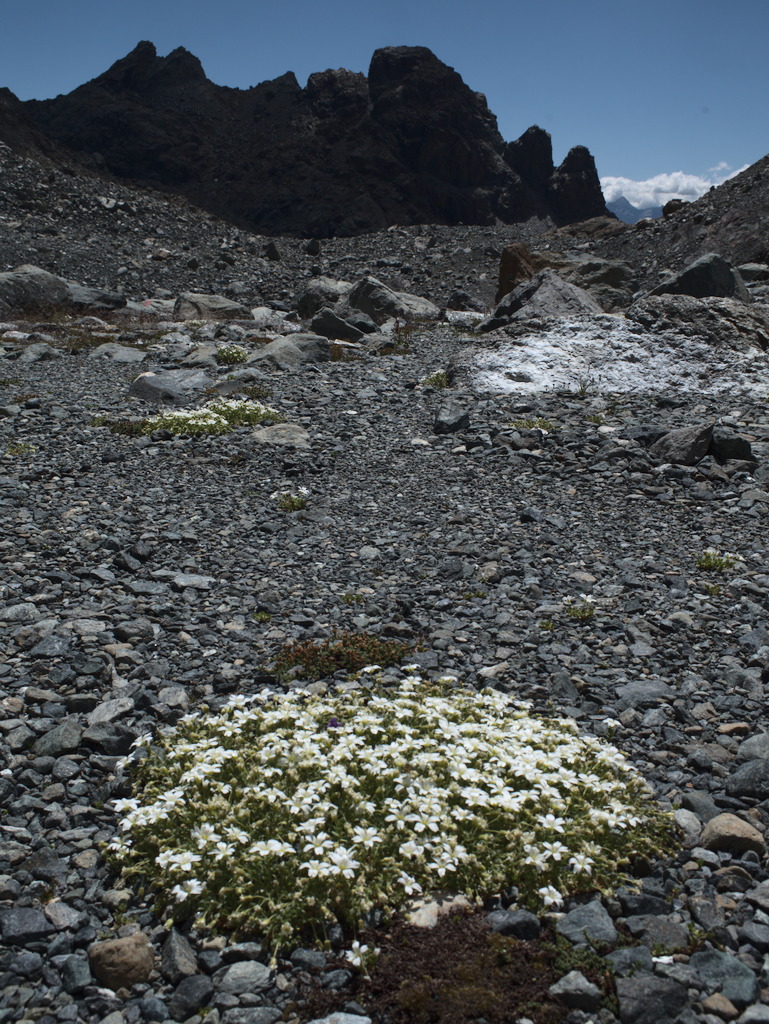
[144,399,281,437]
[109,674,673,950]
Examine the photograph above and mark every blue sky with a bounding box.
[2,0,767,208]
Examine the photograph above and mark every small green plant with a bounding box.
[0,377,22,387]
[144,399,284,438]
[461,590,487,601]
[540,619,556,632]
[696,548,743,572]
[273,631,413,682]
[216,345,248,366]
[91,415,147,436]
[564,595,595,622]
[423,370,450,389]
[271,486,309,511]
[108,673,676,955]
[510,417,555,432]
[252,611,272,623]
[4,442,37,456]
[341,593,365,606]
[585,413,606,425]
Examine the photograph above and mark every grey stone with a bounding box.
[648,423,714,465]
[0,602,42,622]
[171,572,216,591]
[89,342,146,362]
[480,268,602,330]
[129,369,211,404]
[0,908,55,945]
[556,900,617,946]
[67,283,126,309]
[218,960,271,994]
[173,292,251,320]
[33,717,82,756]
[548,970,602,1011]
[246,333,330,370]
[161,929,198,984]
[0,264,69,315]
[290,948,328,969]
[61,955,92,994]
[615,975,687,1024]
[737,734,769,762]
[689,949,759,1009]
[304,1015,372,1024]
[486,908,541,939]
[343,276,439,324]
[726,759,769,800]
[605,946,654,976]
[81,722,137,755]
[17,341,62,362]
[168,975,214,1021]
[709,427,754,464]
[311,306,364,342]
[296,276,353,318]
[220,1011,281,1024]
[651,252,750,301]
[251,423,310,448]
[624,915,690,951]
[433,401,470,434]
[138,996,169,1022]
[26,847,68,883]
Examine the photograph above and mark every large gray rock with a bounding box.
[726,759,769,800]
[480,269,602,331]
[173,292,251,321]
[560,257,639,310]
[89,342,147,363]
[129,369,211,404]
[311,306,364,342]
[66,282,126,310]
[246,334,330,370]
[343,276,440,325]
[0,264,70,315]
[651,252,750,301]
[648,423,714,465]
[556,900,617,946]
[689,949,759,1009]
[615,975,688,1024]
[626,294,769,351]
[296,276,353,318]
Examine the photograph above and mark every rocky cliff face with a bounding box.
[9,42,608,237]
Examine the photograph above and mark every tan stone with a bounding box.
[700,812,766,856]
[701,992,739,1020]
[88,932,154,990]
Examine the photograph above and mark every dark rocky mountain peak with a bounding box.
[9,43,609,237]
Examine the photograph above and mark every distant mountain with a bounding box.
[606,196,662,223]
[1,43,610,237]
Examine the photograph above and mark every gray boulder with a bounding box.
[311,306,365,342]
[88,343,146,363]
[66,282,126,310]
[129,370,211,404]
[173,292,251,321]
[246,334,330,370]
[556,900,617,946]
[627,294,769,351]
[480,269,602,331]
[15,341,62,363]
[709,426,755,464]
[343,276,440,325]
[648,423,714,465]
[689,949,759,1009]
[0,265,70,315]
[296,276,353,318]
[651,253,750,301]
[560,257,639,310]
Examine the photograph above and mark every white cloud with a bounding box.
[600,163,748,210]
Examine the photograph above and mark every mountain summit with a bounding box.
[13,43,608,237]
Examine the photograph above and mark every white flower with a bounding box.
[328,848,360,878]
[538,886,563,908]
[171,878,204,902]
[344,940,377,967]
[569,853,595,874]
[396,872,422,895]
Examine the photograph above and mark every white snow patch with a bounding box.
[471,316,769,396]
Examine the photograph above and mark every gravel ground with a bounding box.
[2,309,769,1024]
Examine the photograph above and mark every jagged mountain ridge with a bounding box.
[9,42,609,237]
